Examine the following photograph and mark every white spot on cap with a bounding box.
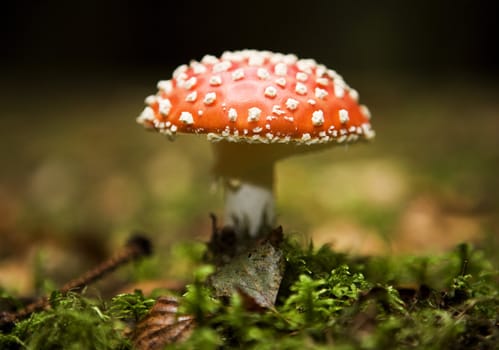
[295,82,307,95]
[347,134,359,142]
[137,106,155,123]
[257,68,270,80]
[285,98,299,111]
[296,72,308,82]
[315,87,328,99]
[275,77,286,87]
[334,83,345,98]
[228,108,238,122]
[185,91,198,102]
[209,75,222,86]
[296,59,316,74]
[311,110,325,126]
[269,53,284,63]
[207,132,223,141]
[316,65,327,77]
[327,69,341,80]
[201,55,219,65]
[316,77,329,87]
[283,54,298,65]
[175,73,188,87]
[170,124,178,133]
[251,135,265,143]
[362,123,376,139]
[307,99,317,105]
[274,63,287,76]
[144,95,157,105]
[172,64,188,79]
[339,109,350,123]
[220,51,240,61]
[179,111,194,125]
[360,105,372,120]
[222,51,244,62]
[248,54,265,66]
[158,98,172,116]
[231,68,245,81]
[203,92,217,105]
[190,61,207,74]
[264,86,277,98]
[248,107,262,122]
[301,133,312,141]
[283,116,294,122]
[157,80,173,93]
[349,88,359,102]
[183,77,197,90]
[272,105,285,115]
[253,126,262,133]
[213,60,232,73]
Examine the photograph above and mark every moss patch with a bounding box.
[1,240,498,349]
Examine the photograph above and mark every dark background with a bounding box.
[2,0,499,79]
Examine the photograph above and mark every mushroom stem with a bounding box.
[212,142,279,237]
[212,141,332,237]
[223,178,275,237]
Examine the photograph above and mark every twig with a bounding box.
[0,234,152,326]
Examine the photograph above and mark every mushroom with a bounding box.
[137,50,375,238]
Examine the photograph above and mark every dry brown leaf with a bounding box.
[132,296,195,350]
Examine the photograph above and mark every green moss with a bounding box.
[0,290,156,350]
[109,290,156,323]
[1,241,498,349]
[181,265,220,324]
[5,292,128,350]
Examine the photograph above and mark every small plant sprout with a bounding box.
[137,50,375,237]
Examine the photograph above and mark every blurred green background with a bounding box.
[1,0,498,294]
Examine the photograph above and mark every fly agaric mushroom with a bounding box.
[137,50,375,237]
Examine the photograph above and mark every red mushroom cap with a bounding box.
[137,50,375,145]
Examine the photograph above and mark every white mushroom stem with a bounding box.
[223,180,275,237]
[212,141,329,238]
[212,142,280,238]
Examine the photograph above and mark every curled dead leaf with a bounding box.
[132,296,195,350]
